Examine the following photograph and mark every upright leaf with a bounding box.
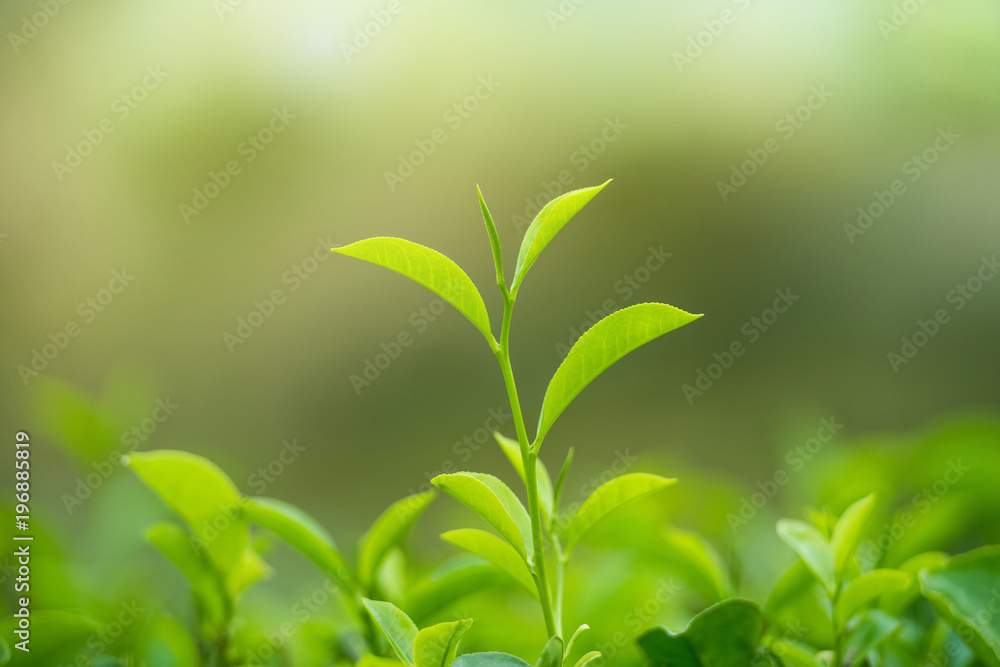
[243,496,356,593]
[534,636,563,667]
[145,521,228,628]
[359,490,436,588]
[920,545,1000,667]
[494,432,554,520]
[830,494,876,578]
[452,653,533,667]
[563,473,675,553]
[842,610,901,666]
[432,472,531,561]
[333,238,493,344]
[364,599,419,666]
[414,619,474,667]
[537,304,701,444]
[441,529,537,596]
[477,186,505,288]
[637,599,764,667]
[511,181,610,297]
[834,569,911,627]
[777,519,836,595]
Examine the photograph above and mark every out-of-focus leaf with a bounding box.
[452,652,532,667]
[534,636,562,667]
[32,377,117,460]
[145,521,228,628]
[831,494,876,578]
[572,652,601,667]
[360,656,407,667]
[882,551,949,613]
[432,473,530,561]
[660,527,730,602]
[441,529,536,596]
[135,612,200,667]
[843,610,902,666]
[777,519,836,595]
[920,545,1000,667]
[359,490,436,588]
[0,610,99,667]
[404,555,512,624]
[493,432,554,521]
[414,619,473,667]
[333,238,493,343]
[766,562,834,650]
[537,304,701,444]
[364,599,419,666]
[226,545,272,598]
[637,599,764,667]
[564,473,675,553]
[243,496,356,593]
[834,569,911,627]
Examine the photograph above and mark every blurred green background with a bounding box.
[1,0,999,661]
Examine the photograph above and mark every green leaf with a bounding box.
[127,449,247,572]
[0,610,99,667]
[563,473,675,553]
[777,519,836,595]
[660,527,731,602]
[493,432,554,521]
[765,638,818,667]
[145,521,228,628]
[919,545,1000,667]
[842,609,901,666]
[414,619,474,667]
[364,598,419,666]
[226,545,272,598]
[637,599,765,667]
[405,555,512,624]
[537,303,701,443]
[136,612,201,667]
[534,636,563,667]
[432,472,531,561]
[441,529,537,596]
[477,186,505,288]
[882,551,949,613]
[511,181,610,298]
[572,652,601,667]
[452,652,533,667]
[564,624,589,661]
[359,490,436,588]
[333,237,493,344]
[243,496,356,593]
[834,569,912,627]
[830,493,876,578]
[0,637,9,666]
[360,656,407,667]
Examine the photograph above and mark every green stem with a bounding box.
[495,288,558,639]
[552,536,568,638]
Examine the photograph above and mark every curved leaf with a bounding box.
[145,521,228,628]
[831,493,876,578]
[477,186,505,288]
[843,610,901,666]
[511,181,610,298]
[333,237,493,343]
[453,652,532,667]
[564,473,675,553]
[364,598,419,666]
[637,599,764,667]
[414,619,474,667]
[572,652,601,667]
[920,545,1000,667]
[537,303,701,443]
[136,612,201,667]
[441,529,537,596]
[127,450,247,572]
[660,527,730,602]
[834,569,911,627]
[243,496,356,593]
[359,490,436,588]
[777,519,836,595]
[405,555,513,624]
[432,472,531,561]
[493,432,554,521]
[535,636,563,667]
[564,624,590,661]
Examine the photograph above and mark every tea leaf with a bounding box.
[493,432,554,520]
[433,472,531,561]
[537,303,701,444]
[364,598,419,666]
[637,599,764,667]
[414,619,474,667]
[441,529,537,596]
[920,545,1000,667]
[243,496,356,593]
[136,612,201,667]
[511,181,610,298]
[842,610,901,666]
[145,521,228,628]
[564,624,589,661]
[405,555,512,624]
[563,473,675,553]
[830,493,876,578]
[452,652,533,667]
[0,611,99,667]
[226,545,272,598]
[660,527,730,602]
[572,652,601,667]
[777,519,836,595]
[477,186,505,288]
[359,490,436,588]
[333,237,493,344]
[834,569,911,627]
[534,636,563,667]
[360,657,407,667]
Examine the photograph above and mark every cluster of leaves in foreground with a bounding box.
[5,183,1000,667]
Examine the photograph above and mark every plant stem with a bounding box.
[552,536,568,638]
[495,288,558,639]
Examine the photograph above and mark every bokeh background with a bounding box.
[1,0,999,663]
